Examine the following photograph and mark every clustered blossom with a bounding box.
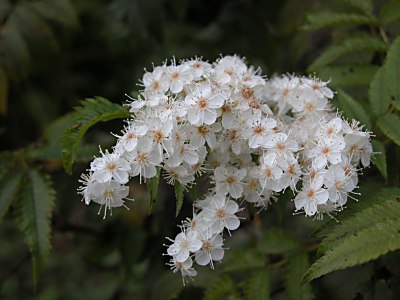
[78,56,373,282]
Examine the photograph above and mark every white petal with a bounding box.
[225,216,240,231]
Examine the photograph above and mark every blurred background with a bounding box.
[1,0,398,299]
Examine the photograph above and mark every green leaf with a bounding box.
[377,113,400,146]
[221,249,266,273]
[317,64,378,87]
[147,167,161,214]
[285,253,313,300]
[380,0,400,24]
[304,218,400,282]
[305,12,376,29]
[339,0,373,14]
[243,269,270,300]
[174,181,184,217]
[371,140,387,181]
[204,276,237,300]
[384,37,400,104]
[14,169,56,285]
[336,89,372,129]
[62,97,129,173]
[0,171,23,220]
[304,188,400,282]
[369,68,391,118]
[258,228,300,254]
[308,36,387,71]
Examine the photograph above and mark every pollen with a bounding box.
[198,125,209,135]
[197,97,208,109]
[106,162,117,171]
[154,130,164,143]
[241,87,254,100]
[225,176,236,184]
[306,189,315,199]
[215,208,227,219]
[202,240,213,252]
[253,125,264,135]
[304,102,314,112]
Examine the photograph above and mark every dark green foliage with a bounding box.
[1,0,400,299]
[61,97,130,173]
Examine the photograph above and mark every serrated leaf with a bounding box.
[336,89,372,129]
[62,97,129,173]
[303,218,400,282]
[377,113,400,146]
[14,169,56,285]
[384,37,400,105]
[285,253,313,300]
[308,36,387,71]
[174,181,184,217]
[258,228,300,254]
[369,68,391,117]
[380,0,400,24]
[317,64,378,87]
[0,171,23,220]
[371,140,387,181]
[204,276,237,300]
[147,167,161,214]
[243,269,270,300]
[317,188,400,249]
[305,12,376,30]
[305,188,400,282]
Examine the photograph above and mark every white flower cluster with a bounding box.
[78,56,373,282]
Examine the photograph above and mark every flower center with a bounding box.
[225,176,236,184]
[253,125,264,135]
[137,153,148,163]
[197,97,208,109]
[202,240,213,252]
[249,100,261,109]
[154,130,164,143]
[152,81,160,90]
[276,142,285,151]
[304,102,314,112]
[335,181,343,190]
[215,208,227,219]
[241,87,254,100]
[171,71,180,80]
[307,189,316,199]
[198,125,209,136]
[126,132,135,140]
[106,162,117,171]
[321,146,331,155]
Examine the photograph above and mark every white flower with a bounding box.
[202,194,241,234]
[242,113,277,149]
[262,132,299,163]
[91,180,130,219]
[324,165,357,206]
[167,230,202,263]
[116,123,148,152]
[195,233,224,268]
[128,137,163,181]
[185,83,225,125]
[308,137,345,169]
[214,165,246,199]
[91,151,130,184]
[142,65,169,94]
[257,163,283,192]
[166,63,193,94]
[294,179,329,216]
[167,256,197,285]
